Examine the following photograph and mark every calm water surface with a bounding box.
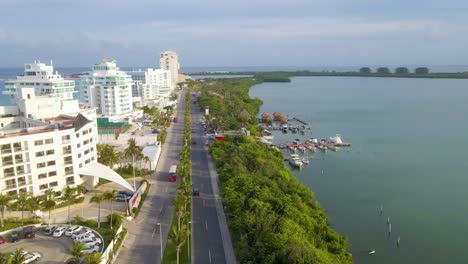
[250,77,468,264]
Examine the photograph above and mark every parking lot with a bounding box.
[0,232,73,263]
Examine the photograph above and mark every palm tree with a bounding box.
[103,190,117,229]
[14,192,31,225]
[75,185,87,197]
[83,252,102,264]
[61,186,76,224]
[9,248,25,264]
[99,145,121,169]
[169,225,188,264]
[90,194,105,228]
[173,195,186,232]
[0,194,12,227]
[42,188,56,225]
[69,242,86,260]
[124,138,142,190]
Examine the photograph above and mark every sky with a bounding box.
[0,0,468,68]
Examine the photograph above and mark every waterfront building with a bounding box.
[78,60,133,118]
[159,51,180,89]
[127,68,172,101]
[1,63,133,196]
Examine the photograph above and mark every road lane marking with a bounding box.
[205,220,208,231]
[152,227,156,238]
[203,200,206,207]
[209,248,212,263]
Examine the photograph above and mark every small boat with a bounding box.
[305,144,316,152]
[263,129,272,136]
[330,134,351,146]
[289,155,303,168]
[302,157,310,164]
[317,144,327,151]
[291,127,298,133]
[368,250,376,255]
[297,144,306,152]
[327,144,337,151]
[310,138,319,144]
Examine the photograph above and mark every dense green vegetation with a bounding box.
[197,78,262,134]
[194,77,352,263]
[190,69,468,80]
[163,89,192,264]
[210,136,352,263]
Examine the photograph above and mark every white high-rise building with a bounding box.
[78,60,133,117]
[128,68,172,101]
[159,51,179,89]
[0,62,133,196]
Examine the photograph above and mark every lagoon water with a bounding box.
[250,77,468,264]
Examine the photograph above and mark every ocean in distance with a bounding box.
[250,76,468,264]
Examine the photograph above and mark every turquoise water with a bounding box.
[250,77,468,264]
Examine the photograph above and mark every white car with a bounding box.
[65,226,81,236]
[73,232,95,242]
[72,229,92,240]
[22,252,41,263]
[53,227,66,237]
[81,245,100,254]
[78,236,102,245]
[83,240,101,249]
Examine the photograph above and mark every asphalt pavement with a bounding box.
[116,90,186,264]
[191,103,237,264]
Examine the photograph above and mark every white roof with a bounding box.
[78,163,134,191]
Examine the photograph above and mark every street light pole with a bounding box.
[157,223,162,262]
[188,221,191,260]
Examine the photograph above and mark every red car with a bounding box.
[168,176,177,182]
[0,236,6,244]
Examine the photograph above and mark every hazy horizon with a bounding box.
[1,0,468,67]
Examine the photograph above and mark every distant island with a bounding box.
[189,67,468,82]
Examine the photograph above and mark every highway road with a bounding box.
[191,101,236,264]
[116,90,186,264]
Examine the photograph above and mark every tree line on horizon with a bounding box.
[359,67,429,74]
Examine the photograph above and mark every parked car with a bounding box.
[24,231,35,239]
[0,236,6,244]
[10,231,20,242]
[23,252,41,264]
[65,226,81,236]
[73,230,94,241]
[53,227,66,237]
[79,236,102,245]
[43,225,57,235]
[192,188,200,196]
[81,245,100,254]
[152,128,161,134]
[117,190,134,197]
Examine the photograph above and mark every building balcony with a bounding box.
[4,184,16,190]
[63,150,72,155]
[13,147,26,152]
[64,160,73,165]
[1,149,12,154]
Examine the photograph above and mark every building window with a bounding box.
[34,140,43,146]
[38,173,47,179]
[79,163,83,168]
[47,160,56,166]
[76,133,79,138]
[46,149,55,155]
[44,138,53,144]
[49,181,58,187]
[65,166,73,175]
[16,165,25,174]
[49,171,57,177]
[39,184,48,190]
[62,135,71,141]
[37,162,46,168]
[77,143,81,148]
[3,168,14,176]
[66,176,75,185]
[35,151,45,157]
[78,153,82,158]
[14,154,24,163]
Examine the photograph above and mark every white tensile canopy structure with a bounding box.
[78,163,135,192]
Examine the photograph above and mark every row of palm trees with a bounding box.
[90,190,118,229]
[0,185,86,227]
[167,89,193,264]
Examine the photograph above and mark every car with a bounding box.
[73,230,94,241]
[83,240,102,248]
[168,176,176,182]
[192,188,200,196]
[0,236,6,244]
[10,231,20,242]
[53,227,66,237]
[191,141,196,145]
[117,190,134,197]
[24,231,35,239]
[65,226,82,236]
[152,128,161,134]
[74,233,96,243]
[81,245,100,254]
[23,252,41,264]
[43,225,57,235]
[79,236,102,245]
